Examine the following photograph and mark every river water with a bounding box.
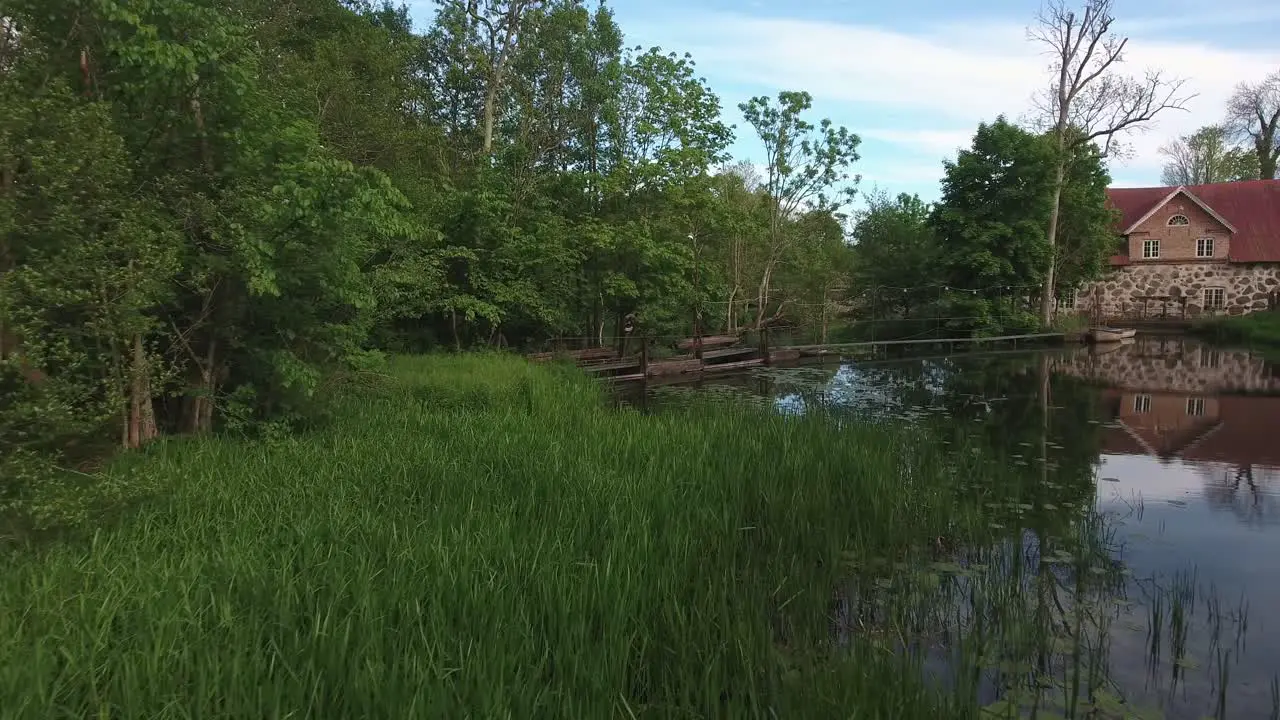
[632,337,1280,719]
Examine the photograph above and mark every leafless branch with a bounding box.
[1029,0,1194,155]
[1223,69,1280,179]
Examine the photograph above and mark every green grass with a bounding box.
[1192,309,1280,357]
[0,353,1089,718]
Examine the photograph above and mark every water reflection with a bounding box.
[638,339,1280,719]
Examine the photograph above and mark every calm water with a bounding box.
[635,337,1280,719]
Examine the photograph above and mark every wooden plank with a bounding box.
[647,358,702,377]
[528,346,618,363]
[703,358,764,373]
[676,335,740,351]
[703,347,757,361]
[580,358,642,373]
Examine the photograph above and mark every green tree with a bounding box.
[851,191,936,318]
[1224,69,1280,181]
[931,118,1056,332]
[739,91,860,329]
[1159,125,1257,185]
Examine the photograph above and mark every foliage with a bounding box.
[1159,125,1258,185]
[930,118,1056,333]
[1,0,862,460]
[925,119,1113,334]
[1192,309,1280,356]
[851,191,936,318]
[1223,68,1280,181]
[738,90,861,329]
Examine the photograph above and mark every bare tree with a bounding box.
[1159,125,1256,185]
[1224,69,1280,181]
[1029,0,1193,326]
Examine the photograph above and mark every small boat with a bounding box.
[1088,326,1137,343]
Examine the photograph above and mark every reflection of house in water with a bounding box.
[1052,336,1280,395]
[1061,339,1280,524]
[1101,391,1280,467]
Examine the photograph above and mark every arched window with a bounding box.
[1168,214,1190,226]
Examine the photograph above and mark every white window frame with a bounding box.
[1204,287,1226,311]
[1196,237,1214,258]
[1186,397,1205,416]
[1133,394,1152,413]
[1058,288,1076,310]
[1168,215,1190,226]
[1143,239,1161,259]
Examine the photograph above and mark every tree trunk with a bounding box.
[482,88,497,155]
[1040,157,1068,327]
[124,333,158,449]
[756,263,775,330]
[724,286,738,333]
[183,338,217,435]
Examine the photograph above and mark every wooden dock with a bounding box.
[536,330,1073,384]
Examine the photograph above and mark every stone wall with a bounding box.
[1051,340,1280,394]
[1075,262,1280,317]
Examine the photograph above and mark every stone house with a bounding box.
[1069,179,1280,318]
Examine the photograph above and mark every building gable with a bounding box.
[1108,180,1280,263]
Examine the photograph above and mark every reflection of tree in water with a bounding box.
[1196,462,1280,527]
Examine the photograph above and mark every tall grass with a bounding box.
[1192,309,1280,355]
[0,353,1086,717]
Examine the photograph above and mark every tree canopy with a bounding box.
[2,0,866,462]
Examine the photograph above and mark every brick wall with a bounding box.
[1125,195,1231,262]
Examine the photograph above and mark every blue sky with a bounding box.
[408,0,1280,203]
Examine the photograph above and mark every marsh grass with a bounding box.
[0,353,1053,718]
[1193,310,1280,360]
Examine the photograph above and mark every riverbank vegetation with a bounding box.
[3,353,1136,718]
[1192,309,1280,357]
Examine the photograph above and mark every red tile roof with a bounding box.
[1107,180,1280,263]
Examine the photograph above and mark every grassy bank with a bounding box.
[1,354,1069,718]
[1192,309,1280,358]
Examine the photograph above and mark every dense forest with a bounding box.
[6,0,1270,462]
[0,0,867,459]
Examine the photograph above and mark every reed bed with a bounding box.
[0,354,1075,718]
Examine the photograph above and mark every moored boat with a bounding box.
[1087,326,1137,343]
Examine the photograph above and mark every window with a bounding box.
[1200,348,1222,369]
[1204,287,1226,311]
[1186,397,1206,416]
[1196,237,1215,257]
[1133,394,1152,413]
[1143,239,1161,259]
[1058,289,1076,310]
[1168,215,1190,226]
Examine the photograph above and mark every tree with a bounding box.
[850,190,936,318]
[931,119,1056,332]
[1029,0,1192,325]
[1052,134,1116,295]
[1224,69,1280,181]
[738,91,860,329]
[1159,125,1257,185]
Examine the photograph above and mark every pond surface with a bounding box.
[631,337,1280,719]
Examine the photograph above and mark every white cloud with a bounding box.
[860,129,973,159]
[652,12,1280,187]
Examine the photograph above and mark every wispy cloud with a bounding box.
[642,11,1280,186]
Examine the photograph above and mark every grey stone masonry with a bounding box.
[1076,262,1280,317]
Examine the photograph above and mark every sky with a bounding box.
[407,0,1280,203]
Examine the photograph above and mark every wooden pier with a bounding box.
[530,329,1073,384]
